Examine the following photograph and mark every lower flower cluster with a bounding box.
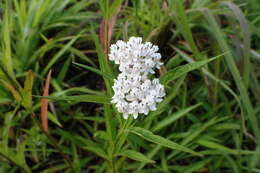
[109,37,165,119]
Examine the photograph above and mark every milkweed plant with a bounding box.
[0,0,258,172]
[103,37,203,173]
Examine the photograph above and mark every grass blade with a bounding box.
[171,0,202,61]
[202,8,260,169]
[222,2,251,88]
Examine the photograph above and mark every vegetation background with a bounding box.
[0,0,260,172]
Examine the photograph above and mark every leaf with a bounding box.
[210,123,240,130]
[15,140,31,172]
[137,145,161,171]
[108,0,123,19]
[152,103,201,132]
[41,70,52,132]
[76,136,108,159]
[182,158,212,173]
[221,1,251,88]
[72,144,81,173]
[92,30,114,96]
[0,137,31,173]
[1,3,14,78]
[57,56,71,83]
[167,117,220,159]
[0,149,31,173]
[39,94,111,104]
[202,9,260,168]
[0,79,22,102]
[129,127,202,157]
[42,30,85,76]
[48,112,62,127]
[171,0,202,61]
[2,108,18,149]
[196,139,237,155]
[160,56,220,85]
[223,155,240,173]
[73,61,113,80]
[94,131,109,141]
[21,70,34,110]
[104,104,116,141]
[51,87,104,97]
[118,149,155,164]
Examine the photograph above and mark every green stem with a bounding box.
[109,159,116,173]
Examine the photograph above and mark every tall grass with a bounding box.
[0,0,260,172]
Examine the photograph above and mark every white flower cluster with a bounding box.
[109,37,165,119]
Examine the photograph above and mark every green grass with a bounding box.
[0,0,260,172]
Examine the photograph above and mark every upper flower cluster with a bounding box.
[109,37,165,119]
[109,37,163,75]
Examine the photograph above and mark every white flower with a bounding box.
[109,37,165,119]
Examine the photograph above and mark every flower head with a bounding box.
[109,37,165,119]
[109,37,162,75]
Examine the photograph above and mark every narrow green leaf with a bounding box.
[73,61,113,80]
[160,56,220,85]
[137,145,161,171]
[118,149,155,164]
[171,0,202,61]
[57,56,71,83]
[167,117,219,159]
[51,87,104,97]
[183,158,212,173]
[48,112,62,127]
[224,155,240,173]
[35,94,111,104]
[211,123,240,130]
[72,144,81,173]
[202,8,260,168]
[2,108,17,150]
[130,127,202,157]
[196,139,237,154]
[21,70,34,110]
[94,131,110,141]
[92,30,114,96]
[42,30,86,76]
[222,1,251,88]
[152,103,201,132]
[108,0,123,18]
[76,137,108,159]
[104,104,116,141]
[0,80,22,102]
[1,3,14,77]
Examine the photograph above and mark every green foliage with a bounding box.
[0,0,260,172]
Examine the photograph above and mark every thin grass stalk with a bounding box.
[202,8,260,170]
[222,2,252,89]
